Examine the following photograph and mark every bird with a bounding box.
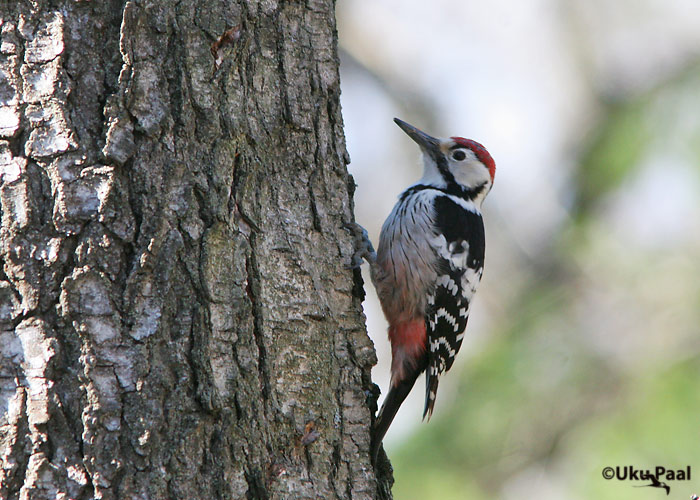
[348,117,496,462]
[635,474,670,495]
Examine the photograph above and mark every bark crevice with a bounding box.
[244,242,271,405]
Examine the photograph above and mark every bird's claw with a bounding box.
[344,222,377,268]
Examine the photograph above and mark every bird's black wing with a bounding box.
[424,195,485,418]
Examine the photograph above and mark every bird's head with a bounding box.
[394,117,495,204]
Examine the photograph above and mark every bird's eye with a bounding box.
[452,150,466,161]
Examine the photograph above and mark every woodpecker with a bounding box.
[348,118,495,462]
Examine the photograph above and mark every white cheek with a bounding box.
[451,161,491,188]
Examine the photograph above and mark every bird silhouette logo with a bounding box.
[634,474,670,495]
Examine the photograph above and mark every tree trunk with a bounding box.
[0,1,390,499]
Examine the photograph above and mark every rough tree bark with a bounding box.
[0,1,391,499]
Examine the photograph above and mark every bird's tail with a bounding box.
[423,367,440,420]
[370,372,420,463]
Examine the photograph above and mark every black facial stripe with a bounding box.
[399,182,488,203]
[435,154,456,184]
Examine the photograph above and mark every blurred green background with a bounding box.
[338,1,700,498]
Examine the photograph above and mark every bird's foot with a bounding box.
[344,222,377,269]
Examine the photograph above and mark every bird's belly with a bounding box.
[375,230,438,324]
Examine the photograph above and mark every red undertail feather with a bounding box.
[371,319,428,462]
[388,319,427,386]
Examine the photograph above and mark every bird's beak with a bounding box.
[394,118,441,160]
